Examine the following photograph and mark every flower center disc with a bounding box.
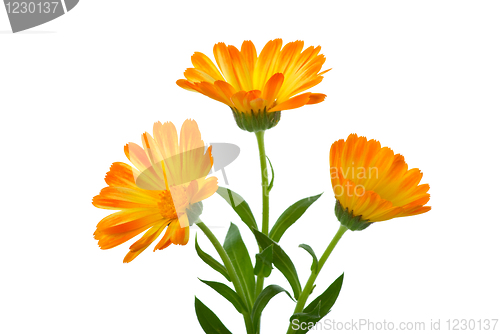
[157,187,188,219]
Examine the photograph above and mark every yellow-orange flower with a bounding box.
[176,39,329,131]
[330,134,430,230]
[93,120,218,262]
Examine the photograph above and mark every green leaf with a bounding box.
[199,279,246,313]
[195,234,231,282]
[291,273,344,333]
[266,156,274,192]
[251,285,294,329]
[217,187,258,231]
[289,301,322,334]
[299,244,318,274]
[254,244,274,277]
[194,297,232,334]
[304,273,343,316]
[252,229,302,299]
[223,223,256,305]
[269,193,323,243]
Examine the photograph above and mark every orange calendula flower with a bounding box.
[177,39,329,132]
[93,120,218,262]
[330,134,431,231]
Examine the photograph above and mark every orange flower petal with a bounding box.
[190,177,219,204]
[241,40,257,81]
[214,80,237,101]
[228,45,253,91]
[104,162,136,188]
[268,92,311,112]
[184,68,217,84]
[262,73,284,105]
[306,93,326,105]
[176,79,200,92]
[191,52,224,82]
[196,82,228,104]
[254,39,283,90]
[128,223,167,253]
[214,43,240,90]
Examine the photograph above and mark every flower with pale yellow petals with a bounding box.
[92,120,218,262]
[330,134,431,231]
[177,39,329,132]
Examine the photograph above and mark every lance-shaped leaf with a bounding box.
[195,234,231,282]
[269,193,322,243]
[251,285,294,329]
[299,244,318,274]
[224,223,256,305]
[252,229,302,299]
[254,244,274,277]
[195,297,232,334]
[199,279,246,313]
[291,273,344,333]
[304,273,343,316]
[289,301,322,334]
[217,187,258,231]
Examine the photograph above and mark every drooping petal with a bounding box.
[123,223,167,263]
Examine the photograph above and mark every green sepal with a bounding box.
[251,284,294,329]
[231,107,281,132]
[254,244,274,277]
[298,244,318,274]
[252,229,302,299]
[217,187,258,232]
[195,234,231,282]
[270,193,323,243]
[199,279,247,313]
[334,200,372,231]
[194,297,233,334]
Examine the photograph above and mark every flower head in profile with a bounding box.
[93,120,218,262]
[330,134,430,231]
[177,39,329,132]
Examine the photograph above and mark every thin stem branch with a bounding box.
[286,224,348,334]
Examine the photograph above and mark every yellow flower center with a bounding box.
[157,187,188,219]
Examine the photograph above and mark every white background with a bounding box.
[1,1,499,333]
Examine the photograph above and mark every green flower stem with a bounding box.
[255,131,269,296]
[255,130,269,334]
[197,221,254,334]
[255,131,270,236]
[286,224,349,334]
